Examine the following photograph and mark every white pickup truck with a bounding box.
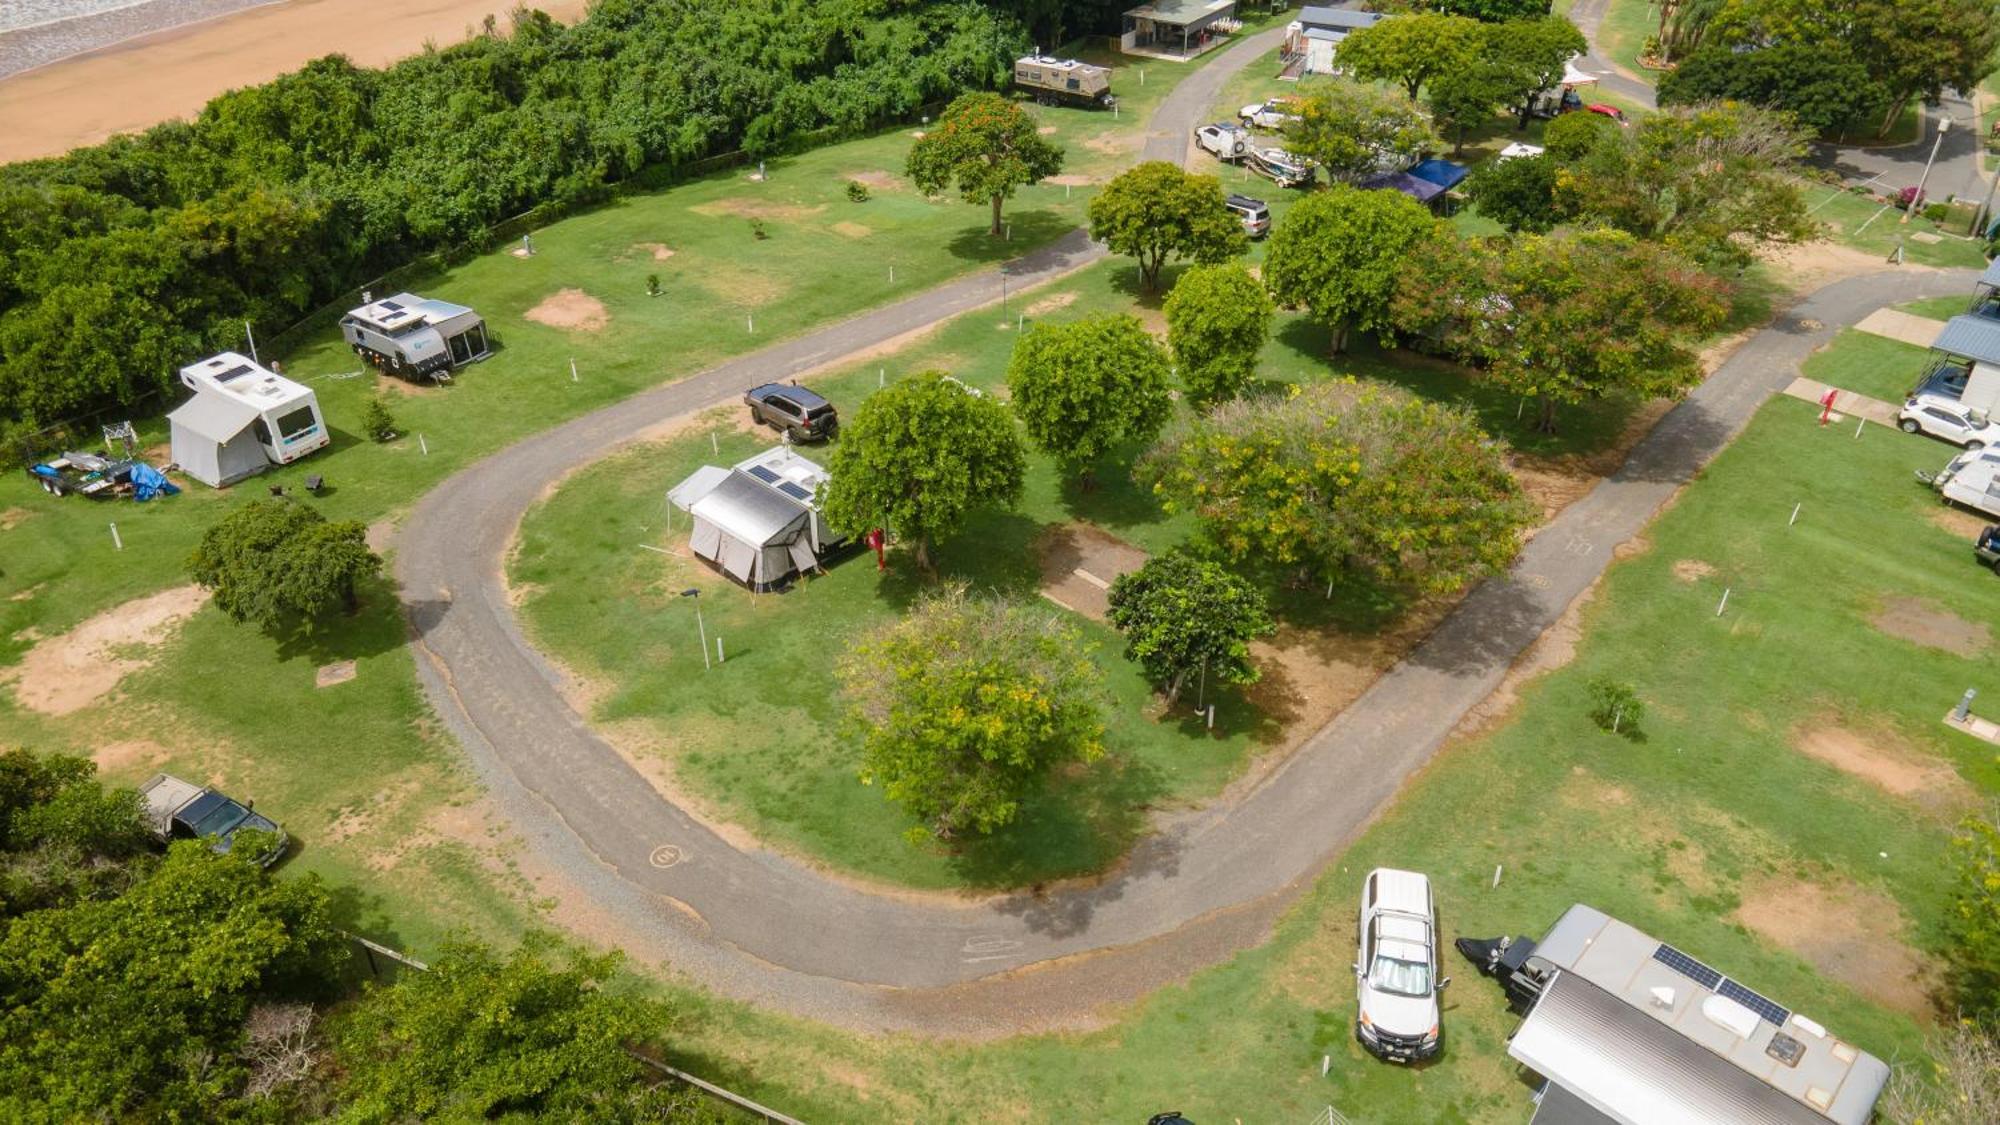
[1194,122,1249,162]
[1354,868,1446,1062]
[1238,98,1301,131]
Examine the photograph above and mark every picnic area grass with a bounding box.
[507,249,1683,891]
[634,386,1998,1122]
[1807,182,1992,269]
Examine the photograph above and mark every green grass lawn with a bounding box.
[1,58,1252,949]
[508,251,1665,890]
[637,362,1999,1123]
[1806,182,1991,269]
[1803,329,1933,405]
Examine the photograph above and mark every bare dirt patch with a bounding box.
[92,739,171,774]
[524,288,610,333]
[1759,241,1898,295]
[1793,725,1973,812]
[844,171,903,192]
[1509,400,1675,527]
[1871,596,1989,655]
[1736,877,1936,1016]
[1036,523,1149,621]
[1928,506,1992,540]
[375,372,442,398]
[1025,291,1079,317]
[1672,559,1718,583]
[629,242,676,262]
[0,507,31,531]
[1045,174,1095,187]
[693,262,788,308]
[830,221,873,239]
[1036,125,1058,135]
[688,198,828,223]
[1083,131,1129,156]
[315,660,358,688]
[5,585,210,717]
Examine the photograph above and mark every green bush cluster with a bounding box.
[0,0,1039,427]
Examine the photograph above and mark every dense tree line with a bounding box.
[0,750,714,1120]
[0,0,1054,429]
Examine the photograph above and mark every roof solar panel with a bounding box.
[777,481,812,501]
[380,299,404,310]
[1652,944,1723,989]
[1716,980,1789,1026]
[214,364,255,383]
[746,465,781,484]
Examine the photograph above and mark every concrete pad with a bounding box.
[1853,308,1947,349]
[1783,377,1899,428]
[1944,712,2000,747]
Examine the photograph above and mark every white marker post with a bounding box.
[711,432,719,455]
[1715,587,1731,617]
[1206,704,1216,731]
[1492,864,1503,889]
[1855,417,1866,439]
[878,367,885,388]
[1789,502,1801,526]
[716,637,725,664]
[747,313,754,333]
[419,433,428,456]
[109,522,122,551]
[569,358,578,383]
[889,265,895,284]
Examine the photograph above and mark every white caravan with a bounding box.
[168,352,328,487]
[1922,445,2000,519]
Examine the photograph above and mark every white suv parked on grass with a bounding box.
[1354,868,1445,1062]
[1898,393,1990,448]
[1237,98,1300,131]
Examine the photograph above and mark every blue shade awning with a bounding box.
[1360,172,1444,203]
[1407,159,1469,191]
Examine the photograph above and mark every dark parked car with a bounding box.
[139,773,288,868]
[745,383,838,442]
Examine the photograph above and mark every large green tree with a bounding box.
[1285,80,1442,184]
[1554,101,1818,269]
[1105,550,1275,705]
[0,842,344,1120]
[1006,314,1173,481]
[332,938,703,1123]
[1140,381,1531,596]
[0,751,152,917]
[1440,229,1731,431]
[1087,161,1245,291]
[820,371,1026,573]
[907,92,1064,237]
[1264,185,1440,354]
[1658,42,1883,134]
[1163,262,1274,409]
[1484,16,1590,130]
[838,586,1105,841]
[188,498,382,631]
[1464,153,1561,232]
[1335,12,1486,99]
[1945,809,2000,1020]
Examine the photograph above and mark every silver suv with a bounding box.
[1225,193,1270,239]
[1354,867,1445,1061]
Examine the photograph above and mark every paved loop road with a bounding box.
[396,26,1975,1031]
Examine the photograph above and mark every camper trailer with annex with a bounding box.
[340,292,489,382]
[167,353,328,488]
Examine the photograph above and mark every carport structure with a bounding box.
[1122,0,1235,59]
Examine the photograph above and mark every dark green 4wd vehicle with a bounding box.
[139,773,288,868]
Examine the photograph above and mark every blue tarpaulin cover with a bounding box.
[1360,172,1445,202]
[130,462,180,501]
[1407,158,1469,191]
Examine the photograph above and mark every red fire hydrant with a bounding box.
[1818,387,1838,426]
[866,528,886,571]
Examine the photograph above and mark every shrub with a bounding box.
[749,218,769,240]
[1586,677,1643,734]
[361,396,397,443]
[846,180,871,202]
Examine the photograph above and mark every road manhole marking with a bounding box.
[649,845,686,868]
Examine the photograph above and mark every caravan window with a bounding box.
[276,407,318,441]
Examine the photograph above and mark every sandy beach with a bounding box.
[0,0,590,164]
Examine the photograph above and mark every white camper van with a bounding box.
[167,352,328,487]
[1922,445,2000,520]
[340,292,489,382]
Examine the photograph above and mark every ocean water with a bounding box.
[0,1,152,34]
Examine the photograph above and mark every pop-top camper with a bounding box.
[1911,314,2000,417]
[167,352,328,488]
[1013,55,1115,108]
[1923,445,2000,520]
[340,292,489,382]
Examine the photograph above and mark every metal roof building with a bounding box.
[1508,906,1889,1125]
[1932,313,2000,365]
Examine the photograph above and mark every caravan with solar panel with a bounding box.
[666,446,846,591]
[167,352,328,488]
[340,291,490,382]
